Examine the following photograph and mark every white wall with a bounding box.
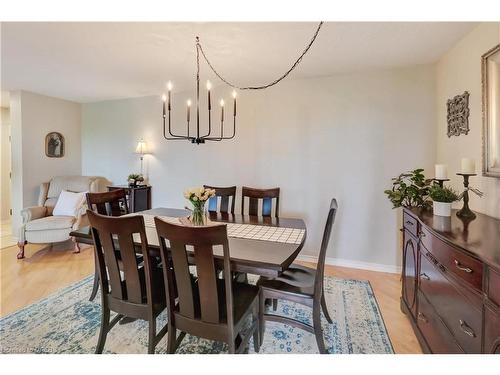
[436,23,500,219]
[1,107,11,221]
[10,91,82,235]
[82,65,436,271]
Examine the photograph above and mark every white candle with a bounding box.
[435,164,448,179]
[461,158,475,174]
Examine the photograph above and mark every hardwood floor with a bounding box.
[0,243,422,353]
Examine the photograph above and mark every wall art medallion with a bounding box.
[447,91,470,137]
[45,132,65,158]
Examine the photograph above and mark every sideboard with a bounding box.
[401,207,500,353]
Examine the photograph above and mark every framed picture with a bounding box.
[45,132,65,158]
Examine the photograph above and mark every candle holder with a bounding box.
[456,173,476,220]
[432,178,450,188]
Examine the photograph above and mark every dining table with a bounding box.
[70,207,307,278]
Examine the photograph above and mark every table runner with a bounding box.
[141,215,305,245]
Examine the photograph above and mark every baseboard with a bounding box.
[296,255,401,274]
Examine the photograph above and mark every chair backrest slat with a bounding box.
[88,211,152,306]
[203,185,236,214]
[169,240,196,318]
[155,218,231,325]
[194,244,220,323]
[241,186,280,218]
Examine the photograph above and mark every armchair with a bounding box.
[17,176,110,259]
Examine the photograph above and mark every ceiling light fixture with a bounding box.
[162,22,324,145]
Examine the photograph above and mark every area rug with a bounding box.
[0,275,393,354]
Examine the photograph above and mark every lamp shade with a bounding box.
[135,139,148,155]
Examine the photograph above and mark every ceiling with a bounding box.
[1,22,477,103]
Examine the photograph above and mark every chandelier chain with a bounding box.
[196,21,324,90]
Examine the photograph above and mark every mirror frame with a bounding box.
[482,43,500,178]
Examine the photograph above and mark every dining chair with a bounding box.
[86,189,131,301]
[154,218,261,354]
[87,211,168,354]
[257,198,338,354]
[203,185,237,214]
[241,186,280,217]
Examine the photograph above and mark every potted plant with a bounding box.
[384,169,433,209]
[429,185,460,217]
[127,173,144,187]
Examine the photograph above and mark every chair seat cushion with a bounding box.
[26,215,76,231]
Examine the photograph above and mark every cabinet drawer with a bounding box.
[403,212,418,238]
[419,253,482,353]
[417,291,463,354]
[420,226,483,290]
[488,268,500,307]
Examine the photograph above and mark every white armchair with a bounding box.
[17,176,110,259]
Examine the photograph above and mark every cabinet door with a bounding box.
[484,303,500,354]
[402,230,418,316]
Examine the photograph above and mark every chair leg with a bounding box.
[228,339,236,354]
[166,323,177,354]
[16,242,25,259]
[95,306,110,354]
[253,303,260,353]
[321,292,333,324]
[148,317,156,354]
[312,303,327,354]
[72,237,81,253]
[89,270,99,302]
[259,291,265,346]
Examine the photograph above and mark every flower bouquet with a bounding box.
[184,187,216,226]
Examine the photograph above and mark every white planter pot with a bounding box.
[433,201,452,217]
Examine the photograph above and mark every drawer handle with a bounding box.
[454,260,473,273]
[420,273,430,281]
[417,312,428,323]
[406,220,414,226]
[418,232,426,239]
[459,320,476,338]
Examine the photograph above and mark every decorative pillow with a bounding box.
[52,190,86,217]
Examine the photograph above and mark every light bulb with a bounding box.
[161,94,167,102]
[232,90,237,99]
[187,99,192,107]
[206,81,212,90]
[220,99,225,106]
[167,81,173,91]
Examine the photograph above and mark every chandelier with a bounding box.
[162,22,324,145]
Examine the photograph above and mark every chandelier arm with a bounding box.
[197,21,323,91]
[204,116,235,140]
[163,112,193,140]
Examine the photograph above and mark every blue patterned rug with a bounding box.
[0,275,393,354]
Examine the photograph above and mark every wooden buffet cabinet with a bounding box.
[401,207,500,354]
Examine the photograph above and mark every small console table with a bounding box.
[401,207,500,353]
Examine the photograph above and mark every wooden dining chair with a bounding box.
[241,186,280,217]
[87,211,168,354]
[86,189,131,301]
[154,218,261,354]
[204,185,237,214]
[257,198,338,354]
[86,189,129,216]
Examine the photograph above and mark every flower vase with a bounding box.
[190,203,207,226]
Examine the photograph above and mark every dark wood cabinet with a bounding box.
[401,207,500,354]
[107,185,151,213]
